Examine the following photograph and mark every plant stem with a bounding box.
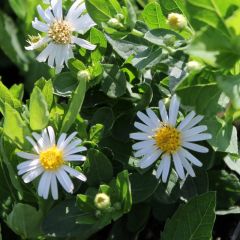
[131,29,144,37]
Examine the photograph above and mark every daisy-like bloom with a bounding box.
[16,126,87,200]
[130,95,211,182]
[26,0,96,73]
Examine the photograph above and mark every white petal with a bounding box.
[162,155,171,182]
[184,133,212,142]
[132,139,155,150]
[69,14,96,34]
[36,43,54,63]
[42,128,51,147]
[182,125,208,138]
[51,174,58,200]
[137,111,156,128]
[64,146,87,156]
[168,95,180,126]
[17,159,40,171]
[63,139,82,154]
[22,167,44,183]
[66,0,85,21]
[65,155,86,161]
[156,160,165,179]
[38,172,51,198]
[56,169,74,193]
[57,133,67,148]
[63,165,87,181]
[182,115,204,131]
[32,18,49,32]
[25,136,40,154]
[72,36,96,50]
[58,132,78,150]
[47,126,56,146]
[25,37,50,51]
[32,132,44,150]
[47,44,57,67]
[18,163,41,175]
[139,150,161,168]
[177,111,196,130]
[180,157,195,177]
[134,122,153,134]
[182,142,209,153]
[134,145,158,158]
[180,148,202,167]
[158,100,168,122]
[37,5,51,23]
[172,153,185,180]
[16,152,39,160]
[129,132,150,141]
[51,0,62,20]
[146,108,160,126]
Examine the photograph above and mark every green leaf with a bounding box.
[217,75,240,109]
[86,149,113,186]
[142,2,167,29]
[209,170,240,209]
[159,0,187,15]
[161,192,216,240]
[60,79,86,133]
[29,87,49,131]
[9,84,24,101]
[0,11,27,68]
[91,107,114,134]
[7,203,43,239]
[43,199,108,238]
[130,172,159,203]
[106,34,149,60]
[53,72,78,97]
[186,0,240,35]
[9,0,27,19]
[0,81,21,114]
[115,170,132,213]
[186,27,240,68]
[102,64,127,98]
[90,28,107,62]
[85,0,120,25]
[89,124,104,144]
[3,104,30,147]
[205,117,238,154]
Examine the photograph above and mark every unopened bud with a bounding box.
[167,13,187,30]
[107,18,124,30]
[116,13,124,21]
[77,70,91,81]
[94,193,111,210]
[186,61,202,71]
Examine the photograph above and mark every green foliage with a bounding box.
[161,192,216,240]
[2,0,240,238]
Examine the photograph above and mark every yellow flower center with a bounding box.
[154,124,181,154]
[39,146,64,170]
[48,21,72,44]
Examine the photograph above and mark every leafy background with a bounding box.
[0,0,240,239]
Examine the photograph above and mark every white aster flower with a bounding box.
[167,13,187,30]
[26,0,96,73]
[130,95,211,182]
[16,126,87,200]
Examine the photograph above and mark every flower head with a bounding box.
[26,0,96,73]
[17,126,87,200]
[186,61,202,72]
[94,193,111,210]
[130,95,211,182]
[167,13,187,30]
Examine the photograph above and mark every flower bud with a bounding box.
[116,13,125,21]
[107,18,124,30]
[186,61,202,72]
[77,70,91,81]
[94,193,111,210]
[167,13,187,30]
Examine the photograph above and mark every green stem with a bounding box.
[131,29,144,37]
